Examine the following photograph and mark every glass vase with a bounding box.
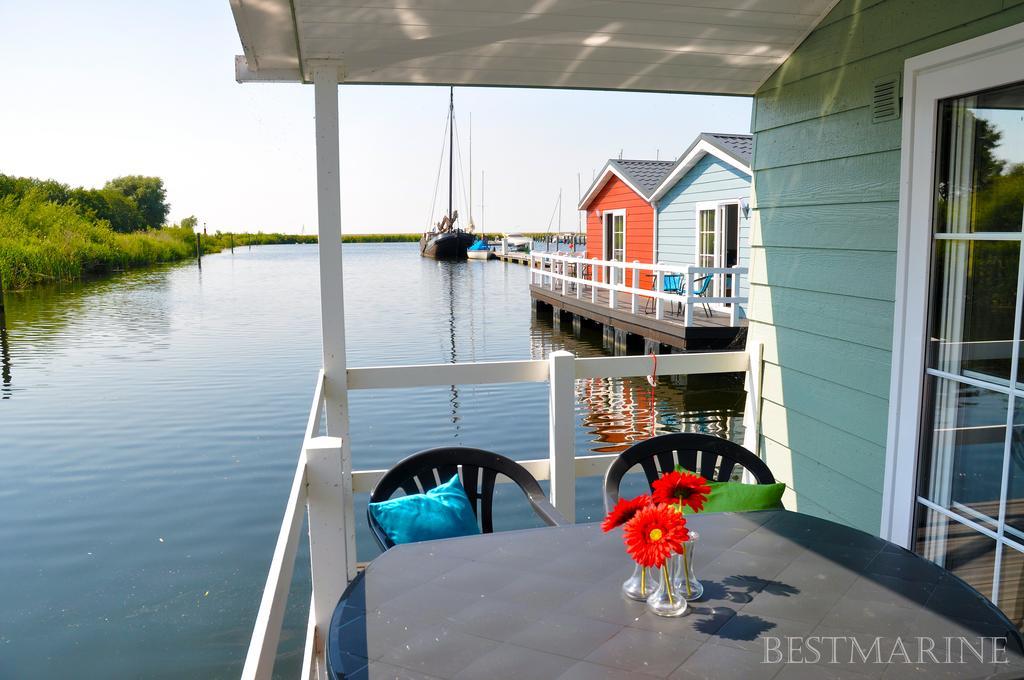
[622,562,657,601]
[646,562,688,617]
[672,530,703,601]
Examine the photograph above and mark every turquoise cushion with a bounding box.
[369,474,481,546]
[681,481,786,514]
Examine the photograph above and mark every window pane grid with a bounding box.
[917,80,1024,616]
[918,497,1024,555]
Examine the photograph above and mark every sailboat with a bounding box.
[420,87,475,259]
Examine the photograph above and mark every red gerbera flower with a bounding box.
[622,503,689,568]
[652,470,711,513]
[601,494,652,532]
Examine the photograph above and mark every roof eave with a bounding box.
[650,138,752,202]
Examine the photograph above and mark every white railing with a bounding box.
[528,251,748,326]
[243,348,763,679]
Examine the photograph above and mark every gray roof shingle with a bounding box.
[607,159,675,198]
[701,133,752,164]
[579,132,751,208]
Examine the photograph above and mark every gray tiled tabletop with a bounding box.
[328,510,1024,679]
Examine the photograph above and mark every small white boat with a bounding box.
[467,238,492,260]
[503,233,532,251]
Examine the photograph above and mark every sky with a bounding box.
[0,1,753,234]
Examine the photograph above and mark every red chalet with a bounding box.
[578,158,675,287]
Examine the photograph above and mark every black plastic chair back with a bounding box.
[368,446,566,550]
[603,433,775,512]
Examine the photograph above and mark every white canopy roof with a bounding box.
[230,0,839,94]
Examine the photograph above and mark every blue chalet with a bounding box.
[650,133,753,315]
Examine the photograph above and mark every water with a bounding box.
[0,243,744,678]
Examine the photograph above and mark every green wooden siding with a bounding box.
[750,0,1024,533]
[655,155,751,306]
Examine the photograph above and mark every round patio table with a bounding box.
[328,510,1024,679]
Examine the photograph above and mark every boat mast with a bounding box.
[448,86,454,225]
[468,112,472,230]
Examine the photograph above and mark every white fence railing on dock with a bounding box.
[242,348,763,680]
[528,251,748,327]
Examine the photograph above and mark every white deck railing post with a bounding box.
[304,435,354,677]
[655,267,665,320]
[591,259,598,304]
[684,266,695,326]
[548,350,576,522]
[631,261,639,314]
[576,257,583,300]
[561,257,569,296]
[742,341,765,463]
[730,264,743,326]
[608,260,617,309]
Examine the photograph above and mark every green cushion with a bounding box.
[682,481,785,514]
[369,474,481,546]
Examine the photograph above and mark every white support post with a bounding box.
[608,260,617,309]
[548,350,576,522]
[655,267,665,320]
[561,257,568,296]
[305,436,354,678]
[631,261,639,314]
[730,265,743,326]
[684,267,695,326]
[312,65,356,662]
[742,342,765,462]
[313,66,350,440]
[502,238,508,256]
[591,259,598,304]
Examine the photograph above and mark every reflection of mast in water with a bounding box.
[0,307,10,399]
[444,263,461,432]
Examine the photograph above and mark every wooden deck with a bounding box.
[530,283,746,350]
[493,251,532,265]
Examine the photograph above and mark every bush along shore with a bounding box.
[0,173,388,291]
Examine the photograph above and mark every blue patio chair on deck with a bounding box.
[691,274,714,318]
[644,273,684,315]
[644,273,713,318]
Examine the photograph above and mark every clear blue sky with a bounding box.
[0,1,753,234]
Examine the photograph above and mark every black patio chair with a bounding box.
[603,433,775,511]
[368,446,567,550]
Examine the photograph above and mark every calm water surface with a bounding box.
[0,243,743,678]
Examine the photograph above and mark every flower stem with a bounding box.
[663,565,674,605]
[640,565,646,596]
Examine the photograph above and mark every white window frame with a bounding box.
[603,208,626,262]
[882,22,1024,547]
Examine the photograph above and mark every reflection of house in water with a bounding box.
[577,375,742,454]
[529,312,744,454]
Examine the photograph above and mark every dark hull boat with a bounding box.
[420,230,475,260]
[421,87,475,260]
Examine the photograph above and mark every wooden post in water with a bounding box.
[230,233,235,253]
[0,271,4,312]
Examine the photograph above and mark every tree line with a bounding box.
[0,174,169,233]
